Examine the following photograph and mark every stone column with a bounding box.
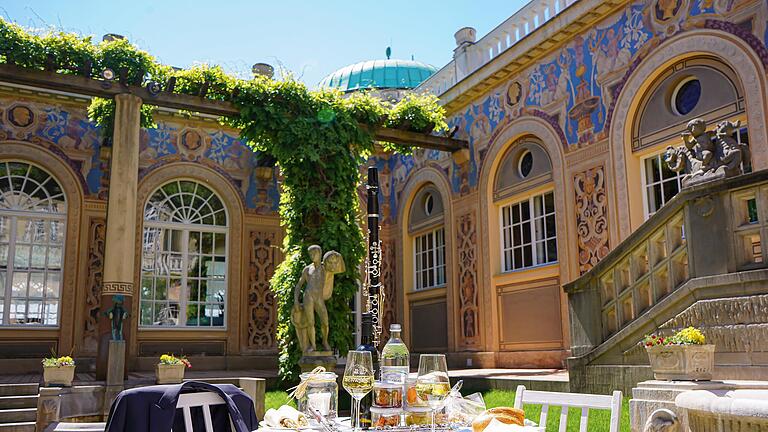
[96,94,142,381]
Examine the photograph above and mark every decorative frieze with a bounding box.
[101,282,133,295]
[246,230,278,350]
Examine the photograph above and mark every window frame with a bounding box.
[412,226,446,291]
[640,152,686,220]
[0,162,67,328]
[499,190,558,273]
[140,180,229,330]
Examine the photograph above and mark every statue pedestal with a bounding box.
[299,351,337,373]
[106,340,125,386]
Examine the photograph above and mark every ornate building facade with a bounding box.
[365,0,768,368]
[1,0,767,375]
[0,88,282,372]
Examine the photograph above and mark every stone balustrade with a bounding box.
[418,0,578,96]
[566,170,768,394]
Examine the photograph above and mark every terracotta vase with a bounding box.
[43,365,76,387]
[156,363,185,384]
[646,344,715,381]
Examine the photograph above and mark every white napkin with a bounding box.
[484,418,543,432]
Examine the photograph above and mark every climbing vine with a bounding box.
[1,18,448,381]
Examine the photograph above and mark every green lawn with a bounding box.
[265,389,631,432]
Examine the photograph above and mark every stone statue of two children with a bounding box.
[291,245,346,354]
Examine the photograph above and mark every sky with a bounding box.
[2,0,528,87]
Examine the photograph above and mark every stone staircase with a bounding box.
[0,383,38,432]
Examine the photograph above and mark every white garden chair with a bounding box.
[513,385,622,432]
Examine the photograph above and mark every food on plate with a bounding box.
[471,407,525,432]
[373,381,403,408]
[263,405,309,428]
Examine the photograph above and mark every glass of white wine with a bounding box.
[415,354,450,432]
[342,350,374,432]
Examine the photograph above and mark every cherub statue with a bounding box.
[665,118,747,187]
[292,245,346,353]
[680,118,716,174]
[715,120,748,176]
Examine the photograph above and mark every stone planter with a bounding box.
[156,363,185,384]
[646,344,715,381]
[43,365,75,387]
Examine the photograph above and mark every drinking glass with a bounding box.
[415,354,450,432]
[342,350,374,432]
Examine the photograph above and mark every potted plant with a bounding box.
[42,354,76,387]
[643,326,715,381]
[155,354,191,384]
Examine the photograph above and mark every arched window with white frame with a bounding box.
[0,161,66,326]
[494,139,557,273]
[633,57,749,218]
[409,186,446,291]
[140,180,228,328]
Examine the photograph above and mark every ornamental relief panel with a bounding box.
[380,238,397,345]
[83,217,106,355]
[247,230,278,350]
[574,165,610,275]
[457,211,480,348]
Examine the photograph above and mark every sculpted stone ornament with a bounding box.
[292,245,346,354]
[665,118,750,187]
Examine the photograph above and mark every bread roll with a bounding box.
[472,407,525,432]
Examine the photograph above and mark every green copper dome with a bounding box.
[319,56,438,93]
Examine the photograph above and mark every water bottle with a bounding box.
[380,324,410,384]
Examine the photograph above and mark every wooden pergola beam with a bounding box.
[0,64,468,153]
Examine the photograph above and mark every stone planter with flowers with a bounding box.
[643,326,715,381]
[155,354,191,384]
[42,355,76,387]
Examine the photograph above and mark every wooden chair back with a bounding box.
[174,391,234,432]
[513,385,622,432]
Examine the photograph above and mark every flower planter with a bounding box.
[43,365,76,387]
[156,363,185,384]
[646,344,715,381]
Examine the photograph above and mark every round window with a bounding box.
[424,193,434,216]
[672,77,701,116]
[518,150,534,178]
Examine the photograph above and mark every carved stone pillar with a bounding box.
[96,94,142,380]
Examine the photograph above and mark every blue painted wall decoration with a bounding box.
[369,0,767,223]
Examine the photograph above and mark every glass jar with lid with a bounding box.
[296,370,339,421]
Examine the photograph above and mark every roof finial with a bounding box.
[386,46,392,60]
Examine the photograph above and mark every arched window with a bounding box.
[494,139,557,272]
[633,57,748,217]
[0,162,66,326]
[140,180,228,328]
[409,186,446,290]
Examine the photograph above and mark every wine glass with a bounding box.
[415,354,450,432]
[342,350,374,432]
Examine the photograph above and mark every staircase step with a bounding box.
[0,422,35,432]
[0,408,36,423]
[0,384,38,397]
[0,395,37,410]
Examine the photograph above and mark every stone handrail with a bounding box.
[418,0,578,96]
[565,170,768,357]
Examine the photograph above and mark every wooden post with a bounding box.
[96,94,142,380]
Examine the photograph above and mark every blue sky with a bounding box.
[2,0,528,87]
